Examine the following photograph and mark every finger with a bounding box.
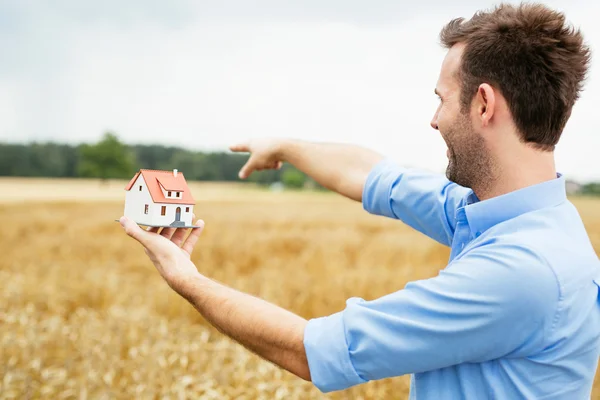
[239,158,257,179]
[120,216,152,247]
[170,227,189,247]
[267,160,281,169]
[229,143,249,153]
[160,227,177,240]
[169,212,196,246]
[146,226,160,233]
[182,220,205,256]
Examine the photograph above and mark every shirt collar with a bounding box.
[463,174,567,237]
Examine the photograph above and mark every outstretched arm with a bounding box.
[231,138,471,247]
[119,217,311,381]
[230,139,384,202]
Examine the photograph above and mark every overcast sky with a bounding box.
[1,0,598,181]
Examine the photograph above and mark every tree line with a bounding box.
[0,132,314,189]
[1,132,599,195]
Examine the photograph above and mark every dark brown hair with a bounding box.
[440,3,591,150]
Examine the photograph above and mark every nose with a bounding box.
[430,115,439,131]
[430,108,439,130]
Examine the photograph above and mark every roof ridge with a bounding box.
[139,168,185,174]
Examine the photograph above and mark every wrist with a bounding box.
[275,138,297,163]
[172,271,209,300]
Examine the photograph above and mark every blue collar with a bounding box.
[463,174,567,237]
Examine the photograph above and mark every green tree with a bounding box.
[166,150,217,181]
[281,168,306,189]
[78,132,135,180]
[582,183,600,196]
[0,142,80,177]
[130,144,179,171]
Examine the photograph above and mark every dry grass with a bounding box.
[1,178,599,399]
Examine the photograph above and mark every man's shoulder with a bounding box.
[491,199,582,239]
[450,239,560,313]
[460,208,599,314]
[486,201,599,274]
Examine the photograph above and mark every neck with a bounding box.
[471,146,557,201]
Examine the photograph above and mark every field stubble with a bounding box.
[1,178,599,399]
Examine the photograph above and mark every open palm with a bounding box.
[120,216,205,291]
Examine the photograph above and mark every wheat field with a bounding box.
[1,178,599,399]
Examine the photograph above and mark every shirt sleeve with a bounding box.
[303,243,559,393]
[362,158,471,246]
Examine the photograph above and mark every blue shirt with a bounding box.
[303,158,600,399]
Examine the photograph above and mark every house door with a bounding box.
[175,207,181,222]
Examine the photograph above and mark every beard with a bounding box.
[444,112,494,190]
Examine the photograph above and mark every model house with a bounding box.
[124,169,196,227]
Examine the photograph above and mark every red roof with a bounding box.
[125,169,195,205]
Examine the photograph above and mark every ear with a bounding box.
[475,83,495,127]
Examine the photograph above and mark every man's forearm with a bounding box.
[278,140,384,202]
[177,274,311,381]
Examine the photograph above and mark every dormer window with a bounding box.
[176,192,180,198]
[168,191,172,197]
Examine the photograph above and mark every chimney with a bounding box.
[173,169,178,177]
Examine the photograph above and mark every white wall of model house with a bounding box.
[124,174,154,225]
[124,174,194,227]
[152,202,193,226]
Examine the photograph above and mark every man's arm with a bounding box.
[231,139,470,246]
[280,140,385,202]
[180,274,311,381]
[230,139,384,202]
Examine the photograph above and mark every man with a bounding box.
[120,3,600,399]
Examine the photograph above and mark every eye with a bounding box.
[434,89,443,104]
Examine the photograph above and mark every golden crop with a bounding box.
[1,179,599,399]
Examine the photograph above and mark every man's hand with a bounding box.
[119,216,205,293]
[230,138,285,179]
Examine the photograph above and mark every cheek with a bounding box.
[439,103,462,132]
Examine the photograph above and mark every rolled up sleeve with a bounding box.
[362,158,470,246]
[303,299,368,393]
[303,244,558,393]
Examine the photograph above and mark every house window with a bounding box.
[186,207,190,212]
[176,192,180,198]
[144,204,149,214]
[161,206,166,216]
[139,185,142,191]
[168,191,172,197]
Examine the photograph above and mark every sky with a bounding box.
[1,0,599,182]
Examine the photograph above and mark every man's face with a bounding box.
[431,44,489,189]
